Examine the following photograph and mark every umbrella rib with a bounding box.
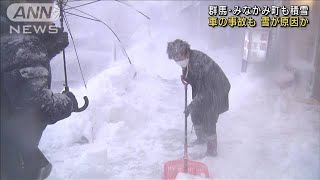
[66,4,132,64]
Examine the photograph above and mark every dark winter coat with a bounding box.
[0,33,72,179]
[1,34,74,125]
[182,49,231,116]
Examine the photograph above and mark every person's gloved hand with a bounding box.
[184,104,193,117]
[40,27,69,59]
[181,75,188,85]
[63,91,78,112]
[55,29,69,51]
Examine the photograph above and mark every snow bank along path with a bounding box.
[40,37,320,179]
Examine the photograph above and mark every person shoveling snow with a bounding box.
[167,39,231,157]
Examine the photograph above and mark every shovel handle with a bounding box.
[184,84,188,172]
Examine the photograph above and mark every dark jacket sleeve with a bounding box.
[188,54,213,111]
[1,34,73,124]
[3,65,74,124]
[189,75,212,111]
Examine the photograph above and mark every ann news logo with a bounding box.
[7,3,59,34]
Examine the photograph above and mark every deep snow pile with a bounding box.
[41,27,186,179]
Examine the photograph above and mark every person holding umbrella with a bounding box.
[0,1,88,179]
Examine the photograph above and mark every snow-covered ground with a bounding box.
[41,42,320,179]
[40,2,320,180]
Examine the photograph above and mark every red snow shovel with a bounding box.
[163,84,210,180]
